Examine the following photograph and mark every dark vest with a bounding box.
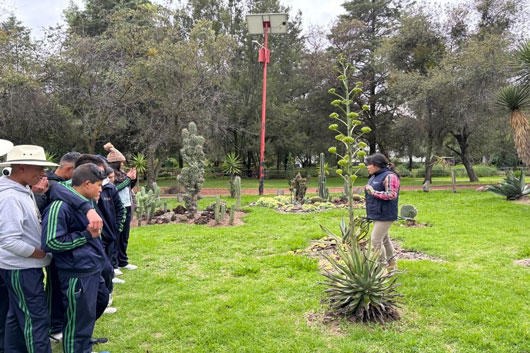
[365,168,399,221]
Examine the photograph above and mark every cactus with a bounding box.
[135,183,162,225]
[220,203,226,222]
[229,204,235,225]
[400,204,418,220]
[289,173,307,203]
[234,176,242,210]
[318,153,329,200]
[214,196,221,224]
[176,122,205,215]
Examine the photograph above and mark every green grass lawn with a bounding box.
[153,176,503,189]
[68,190,529,353]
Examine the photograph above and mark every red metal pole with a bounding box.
[259,22,270,196]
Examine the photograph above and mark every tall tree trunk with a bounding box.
[450,130,479,182]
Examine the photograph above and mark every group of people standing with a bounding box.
[0,141,137,353]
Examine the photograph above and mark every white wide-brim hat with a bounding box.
[0,145,59,167]
[0,139,14,156]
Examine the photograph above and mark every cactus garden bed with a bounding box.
[131,203,246,227]
[251,195,365,213]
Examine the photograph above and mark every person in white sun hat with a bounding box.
[0,145,57,353]
[0,139,13,353]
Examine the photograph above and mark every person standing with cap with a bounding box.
[0,144,57,353]
[104,143,138,272]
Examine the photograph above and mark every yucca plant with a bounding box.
[497,41,530,167]
[131,153,148,175]
[497,86,530,166]
[45,152,57,164]
[486,171,530,200]
[321,243,402,323]
[222,152,243,198]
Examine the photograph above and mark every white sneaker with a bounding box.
[50,332,63,343]
[119,264,137,270]
[112,277,125,284]
[104,307,117,314]
[114,268,123,276]
[108,293,113,306]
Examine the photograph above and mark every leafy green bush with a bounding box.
[415,164,500,178]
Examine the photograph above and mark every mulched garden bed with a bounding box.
[130,205,246,228]
[293,237,444,268]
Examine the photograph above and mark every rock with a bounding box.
[179,215,188,222]
[171,214,177,221]
[161,218,169,224]
[195,216,209,225]
[332,197,341,204]
[352,194,362,202]
[173,205,187,214]
[154,210,166,217]
[310,196,323,203]
[476,186,487,192]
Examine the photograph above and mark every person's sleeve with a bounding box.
[41,201,91,253]
[34,192,50,214]
[48,182,94,214]
[371,174,400,200]
[115,177,131,191]
[113,189,125,232]
[0,198,37,257]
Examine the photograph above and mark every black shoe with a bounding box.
[91,337,109,345]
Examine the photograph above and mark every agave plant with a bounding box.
[45,152,57,164]
[321,243,402,323]
[486,171,530,200]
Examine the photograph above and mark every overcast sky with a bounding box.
[1,0,347,38]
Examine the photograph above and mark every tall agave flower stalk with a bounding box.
[327,56,371,244]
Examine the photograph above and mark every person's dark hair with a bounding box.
[365,153,400,177]
[75,154,105,169]
[60,152,81,165]
[71,163,106,186]
[108,161,127,183]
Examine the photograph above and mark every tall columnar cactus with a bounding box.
[214,196,222,225]
[177,122,205,215]
[135,184,162,225]
[233,176,242,210]
[327,56,372,243]
[229,204,236,226]
[318,153,329,200]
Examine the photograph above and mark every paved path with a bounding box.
[159,184,487,198]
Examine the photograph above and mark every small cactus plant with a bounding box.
[289,173,307,203]
[135,183,162,226]
[214,196,222,225]
[229,204,236,226]
[318,153,329,200]
[400,204,418,225]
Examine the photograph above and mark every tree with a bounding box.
[329,0,405,154]
[383,10,447,184]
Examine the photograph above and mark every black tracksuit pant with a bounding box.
[0,268,52,353]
